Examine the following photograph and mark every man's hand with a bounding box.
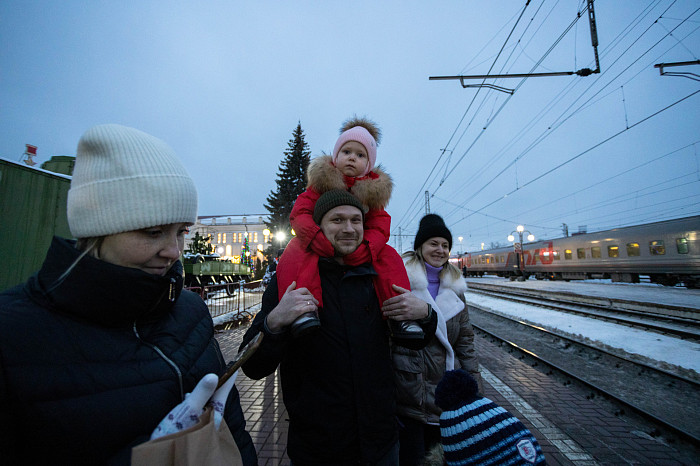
[381,284,430,321]
[265,281,319,333]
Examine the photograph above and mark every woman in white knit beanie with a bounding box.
[0,124,257,465]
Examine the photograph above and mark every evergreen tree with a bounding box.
[185,231,213,255]
[264,122,311,249]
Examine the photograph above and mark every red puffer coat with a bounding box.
[276,155,410,306]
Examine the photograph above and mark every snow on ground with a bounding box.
[463,288,700,375]
[466,276,700,309]
[212,303,262,327]
[210,278,700,375]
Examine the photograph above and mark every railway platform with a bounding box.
[216,321,698,465]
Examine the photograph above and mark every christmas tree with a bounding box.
[264,122,311,244]
[241,234,254,272]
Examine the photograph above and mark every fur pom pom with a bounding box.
[339,116,382,145]
[435,369,480,411]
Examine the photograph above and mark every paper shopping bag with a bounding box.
[131,406,242,466]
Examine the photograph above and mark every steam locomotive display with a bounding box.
[455,215,700,288]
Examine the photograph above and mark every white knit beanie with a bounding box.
[67,124,198,238]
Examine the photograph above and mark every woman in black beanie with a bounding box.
[392,214,482,465]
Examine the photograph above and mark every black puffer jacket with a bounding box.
[0,237,257,465]
[241,259,437,465]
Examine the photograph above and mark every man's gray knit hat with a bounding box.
[67,124,198,238]
[312,189,366,224]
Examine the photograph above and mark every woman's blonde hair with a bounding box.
[402,247,462,282]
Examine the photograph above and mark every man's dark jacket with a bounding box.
[0,237,257,465]
[241,258,437,464]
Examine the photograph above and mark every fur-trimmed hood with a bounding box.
[307,155,393,210]
[403,255,467,296]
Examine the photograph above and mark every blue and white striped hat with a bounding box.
[435,369,546,465]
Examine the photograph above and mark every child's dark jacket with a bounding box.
[276,155,410,305]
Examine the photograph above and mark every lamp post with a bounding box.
[458,236,463,254]
[507,225,534,280]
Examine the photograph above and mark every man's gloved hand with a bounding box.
[150,373,219,439]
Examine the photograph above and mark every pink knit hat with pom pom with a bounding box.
[332,117,380,177]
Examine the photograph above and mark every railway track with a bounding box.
[467,281,700,341]
[469,305,700,448]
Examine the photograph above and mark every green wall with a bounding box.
[0,158,73,291]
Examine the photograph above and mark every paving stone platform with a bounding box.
[216,322,698,465]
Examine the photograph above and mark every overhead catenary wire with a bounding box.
[441,2,699,233]
[393,1,699,250]
[459,88,700,221]
[396,1,593,235]
[443,1,691,218]
[393,0,534,231]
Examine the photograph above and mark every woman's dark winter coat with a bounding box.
[392,257,482,426]
[241,259,437,464]
[0,237,256,465]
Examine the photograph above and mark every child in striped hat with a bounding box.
[434,369,546,465]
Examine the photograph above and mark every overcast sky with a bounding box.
[2,1,698,253]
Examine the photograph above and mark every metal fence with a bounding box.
[186,279,264,321]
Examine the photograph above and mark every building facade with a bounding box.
[185,215,273,270]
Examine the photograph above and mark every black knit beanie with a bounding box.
[414,214,452,251]
[313,189,366,224]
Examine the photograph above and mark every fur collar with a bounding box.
[307,155,393,209]
[403,256,467,296]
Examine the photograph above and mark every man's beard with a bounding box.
[333,234,361,256]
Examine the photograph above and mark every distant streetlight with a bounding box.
[276,231,287,248]
[458,236,463,254]
[507,225,534,279]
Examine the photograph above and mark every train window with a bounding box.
[591,247,601,258]
[649,240,665,255]
[577,248,585,259]
[677,238,689,254]
[608,245,619,258]
[565,249,572,260]
[553,250,560,260]
[627,243,640,257]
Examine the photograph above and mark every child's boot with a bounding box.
[290,311,321,338]
[389,319,424,341]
